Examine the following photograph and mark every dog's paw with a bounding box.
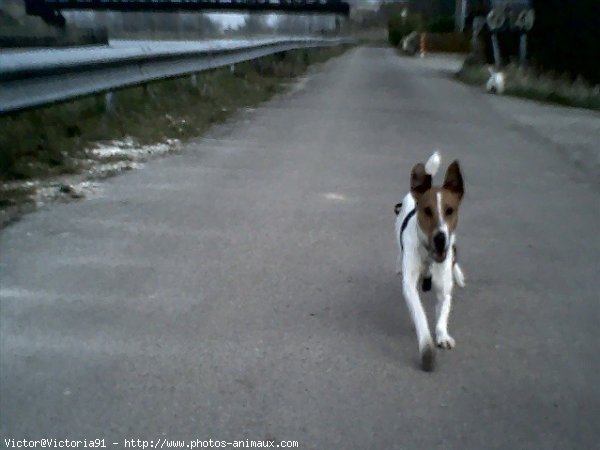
[420,343,436,372]
[436,334,455,350]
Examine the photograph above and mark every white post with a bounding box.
[461,0,468,32]
[519,33,528,65]
[491,33,501,68]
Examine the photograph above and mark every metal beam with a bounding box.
[27,0,350,15]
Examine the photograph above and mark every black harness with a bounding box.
[400,208,416,251]
[395,202,416,251]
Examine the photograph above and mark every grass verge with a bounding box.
[0,44,351,226]
[456,60,600,112]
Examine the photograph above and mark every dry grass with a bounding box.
[457,60,600,111]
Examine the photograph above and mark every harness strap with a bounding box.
[400,208,416,251]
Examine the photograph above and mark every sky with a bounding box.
[207,13,248,30]
[207,13,283,30]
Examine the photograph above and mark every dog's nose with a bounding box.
[433,232,446,252]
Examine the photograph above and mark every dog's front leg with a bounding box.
[433,262,455,349]
[402,266,435,371]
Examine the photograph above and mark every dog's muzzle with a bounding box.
[432,232,447,263]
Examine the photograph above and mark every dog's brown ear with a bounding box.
[443,160,464,199]
[411,163,432,201]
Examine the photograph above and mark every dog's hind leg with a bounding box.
[402,266,435,371]
[421,266,432,292]
[452,244,466,288]
[421,276,432,292]
[453,263,465,288]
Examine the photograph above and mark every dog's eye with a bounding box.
[445,207,454,216]
[424,207,433,217]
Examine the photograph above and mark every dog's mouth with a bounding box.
[432,250,447,263]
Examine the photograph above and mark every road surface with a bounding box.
[1,47,599,449]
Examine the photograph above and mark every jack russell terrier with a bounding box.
[395,152,465,372]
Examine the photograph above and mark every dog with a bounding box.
[395,152,465,372]
[486,67,505,94]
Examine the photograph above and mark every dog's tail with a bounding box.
[425,151,441,177]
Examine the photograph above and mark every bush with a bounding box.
[426,16,455,33]
[425,32,470,53]
[388,14,423,47]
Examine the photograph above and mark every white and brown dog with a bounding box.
[395,152,465,372]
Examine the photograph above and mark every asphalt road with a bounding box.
[1,47,599,449]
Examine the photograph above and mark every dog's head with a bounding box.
[410,160,464,263]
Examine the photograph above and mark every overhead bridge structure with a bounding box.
[25,0,351,27]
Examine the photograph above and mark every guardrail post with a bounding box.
[230,64,235,74]
[142,83,156,99]
[104,91,115,113]
[190,73,198,87]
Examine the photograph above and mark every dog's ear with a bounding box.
[411,163,432,201]
[443,160,464,199]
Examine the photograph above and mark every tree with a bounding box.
[529,0,600,83]
[240,13,271,35]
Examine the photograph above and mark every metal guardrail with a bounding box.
[0,37,350,115]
